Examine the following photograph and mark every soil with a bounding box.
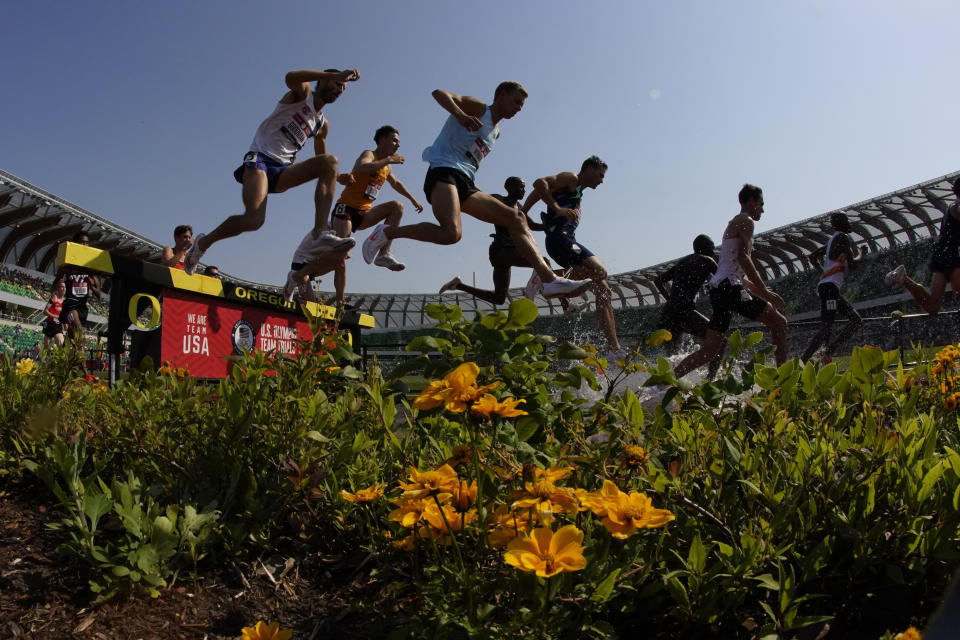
[0,476,412,640]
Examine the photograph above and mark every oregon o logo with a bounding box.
[231,319,256,354]
[128,293,161,329]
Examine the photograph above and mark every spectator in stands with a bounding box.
[203,265,221,278]
[43,278,66,349]
[885,178,960,316]
[56,232,101,345]
[161,225,194,269]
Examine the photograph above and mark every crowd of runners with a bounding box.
[74,65,960,372]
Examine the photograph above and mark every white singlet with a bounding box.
[818,233,847,288]
[249,97,325,165]
[709,236,745,287]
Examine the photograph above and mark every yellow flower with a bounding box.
[894,627,922,640]
[398,464,459,498]
[412,362,500,412]
[240,621,292,640]
[470,394,528,418]
[504,525,587,578]
[623,445,650,469]
[510,478,579,525]
[450,480,477,513]
[340,483,384,503]
[15,358,36,376]
[422,501,476,539]
[533,466,575,483]
[486,504,535,548]
[646,329,673,347]
[388,496,433,528]
[945,393,960,411]
[592,480,675,539]
[443,444,476,468]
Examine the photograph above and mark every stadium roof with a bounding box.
[1,167,957,328]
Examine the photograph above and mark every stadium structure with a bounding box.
[1,166,958,357]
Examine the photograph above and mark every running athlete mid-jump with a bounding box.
[361,83,590,299]
[185,68,360,276]
[884,178,960,315]
[673,184,787,379]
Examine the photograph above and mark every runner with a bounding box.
[42,278,66,349]
[438,176,547,305]
[653,234,726,378]
[288,125,424,304]
[673,184,788,379]
[361,83,590,299]
[57,232,101,345]
[801,211,864,362]
[884,178,960,315]
[283,230,348,304]
[184,68,360,276]
[520,156,624,355]
[161,225,193,269]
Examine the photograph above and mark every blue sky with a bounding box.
[3,1,959,294]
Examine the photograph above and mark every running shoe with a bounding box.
[297,279,318,303]
[523,272,542,300]
[439,276,462,294]
[362,223,388,264]
[374,252,405,271]
[183,232,206,276]
[542,276,591,299]
[884,264,906,287]
[282,270,298,303]
[563,299,590,316]
[312,231,356,253]
[606,348,628,363]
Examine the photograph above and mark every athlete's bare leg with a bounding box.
[197,155,339,254]
[674,304,786,378]
[354,200,403,255]
[384,186,560,283]
[445,251,530,306]
[902,272,950,316]
[567,256,621,350]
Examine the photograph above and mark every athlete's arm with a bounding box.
[43,298,58,321]
[354,150,405,175]
[387,174,424,213]
[161,245,179,267]
[523,173,580,222]
[284,69,359,102]
[431,90,486,131]
[809,246,825,270]
[88,275,101,300]
[654,268,674,301]
[525,213,546,231]
[314,119,330,156]
[733,217,784,309]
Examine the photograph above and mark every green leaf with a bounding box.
[688,535,707,574]
[556,342,589,360]
[665,576,690,611]
[505,298,538,328]
[590,568,621,603]
[515,417,541,442]
[754,573,780,591]
[918,460,946,504]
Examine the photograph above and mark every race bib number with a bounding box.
[72,283,88,297]
[364,181,382,200]
[826,299,837,311]
[466,137,490,168]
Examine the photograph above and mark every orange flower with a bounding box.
[510,478,579,525]
[504,525,587,578]
[413,362,500,413]
[340,483,384,503]
[398,464,459,498]
[450,480,478,513]
[591,480,675,539]
[471,394,528,418]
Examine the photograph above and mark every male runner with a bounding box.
[520,156,624,354]
[42,278,66,349]
[57,232,101,345]
[185,68,360,275]
[655,235,717,338]
[885,178,960,315]
[287,126,423,304]
[438,176,547,305]
[283,230,349,304]
[161,225,193,269]
[361,83,589,299]
[673,184,787,379]
[801,211,864,361]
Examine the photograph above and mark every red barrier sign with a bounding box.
[160,289,315,378]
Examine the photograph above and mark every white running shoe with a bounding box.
[523,272,542,300]
[362,224,389,264]
[297,279,318,303]
[542,276,591,299]
[564,299,590,316]
[183,232,206,275]
[374,252,405,271]
[439,276,462,294]
[283,270,298,303]
[606,348,628,362]
[884,264,906,287]
[312,231,356,253]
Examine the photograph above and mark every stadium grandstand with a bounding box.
[2,166,959,361]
